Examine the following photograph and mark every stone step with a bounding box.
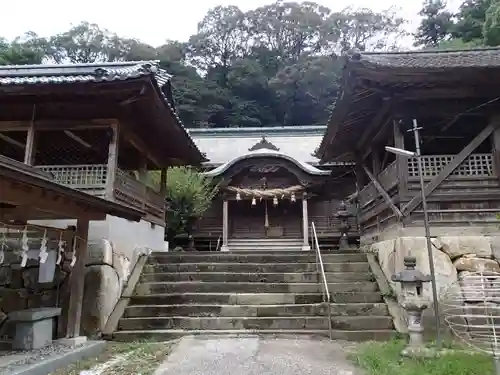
[226,246,304,252]
[140,271,374,283]
[111,329,396,342]
[117,315,394,331]
[229,238,303,243]
[123,303,389,318]
[134,281,379,295]
[142,262,370,274]
[129,292,384,305]
[148,253,366,264]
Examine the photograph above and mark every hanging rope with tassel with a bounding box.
[225,185,304,198]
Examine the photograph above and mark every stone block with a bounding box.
[81,265,120,336]
[434,236,492,260]
[9,307,61,350]
[86,239,113,266]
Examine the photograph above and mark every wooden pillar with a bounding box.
[66,218,90,338]
[105,123,119,199]
[160,169,167,196]
[393,119,408,200]
[302,194,311,251]
[221,199,229,252]
[138,156,148,209]
[24,122,37,165]
[491,117,500,181]
[372,148,381,176]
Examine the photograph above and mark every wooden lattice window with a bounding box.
[407,153,494,178]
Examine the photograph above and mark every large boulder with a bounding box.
[434,236,492,260]
[81,264,121,337]
[454,256,500,273]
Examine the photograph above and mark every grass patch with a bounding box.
[49,341,173,375]
[351,339,495,375]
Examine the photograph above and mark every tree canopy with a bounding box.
[1,0,496,128]
[414,0,500,49]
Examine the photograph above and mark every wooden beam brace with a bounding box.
[0,133,24,148]
[356,98,392,150]
[402,119,500,216]
[24,107,37,165]
[362,163,403,219]
[0,118,116,132]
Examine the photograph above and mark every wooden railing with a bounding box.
[35,164,165,222]
[114,169,165,222]
[36,164,107,197]
[407,153,494,179]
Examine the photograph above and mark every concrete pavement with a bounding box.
[154,335,360,375]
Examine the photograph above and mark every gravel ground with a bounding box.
[0,341,91,375]
[155,335,361,375]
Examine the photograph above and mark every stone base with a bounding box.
[220,245,230,252]
[301,245,311,251]
[9,307,61,350]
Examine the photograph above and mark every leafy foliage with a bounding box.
[0,2,406,129]
[415,0,500,48]
[164,167,219,238]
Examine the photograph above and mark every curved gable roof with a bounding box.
[203,149,330,177]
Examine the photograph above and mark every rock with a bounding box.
[112,252,131,290]
[81,264,121,337]
[0,267,12,286]
[434,236,492,260]
[86,239,113,266]
[454,256,500,273]
[26,290,56,308]
[0,288,27,313]
[22,267,39,289]
[490,236,500,261]
[396,237,458,302]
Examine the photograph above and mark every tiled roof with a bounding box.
[352,47,500,69]
[0,61,204,163]
[189,126,326,165]
[0,60,171,85]
[204,148,331,177]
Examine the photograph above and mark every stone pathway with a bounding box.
[154,335,360,375]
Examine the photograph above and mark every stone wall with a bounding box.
[0,235,151,341]
[369,235,500,333]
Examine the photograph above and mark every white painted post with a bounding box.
[221,199,229,252]
[302,195,311,251]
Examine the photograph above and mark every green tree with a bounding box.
[484,0,500,45]
[324,7,407,53]
[164,167,219,240]
[414,0,454,47]
[46,21,149,63]
[0,33,47,65]
[453,0,492,43]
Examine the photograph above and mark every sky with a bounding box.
[2,0,462,47]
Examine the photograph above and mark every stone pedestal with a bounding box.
[9,307,61,350]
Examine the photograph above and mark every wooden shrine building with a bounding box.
[316,48,500,244]
[0,61,204,253]
[189,126,356,251]
[0,61,204,346]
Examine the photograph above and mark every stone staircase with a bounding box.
[228,238,304,252]
[112,248,396,341]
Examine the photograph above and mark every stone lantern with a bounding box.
[392,256,432,357]
[336,201,352,249]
